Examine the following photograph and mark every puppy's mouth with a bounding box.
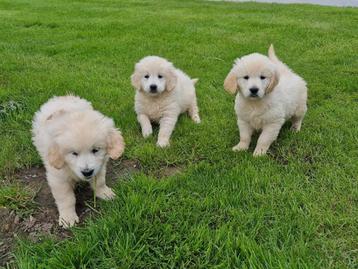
[79,176,93,182]
[249,94,260,99]
[147,91,160,97]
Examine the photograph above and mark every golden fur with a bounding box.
[32,95,125,227]
[224,45,307,156]
[131,56,200,147]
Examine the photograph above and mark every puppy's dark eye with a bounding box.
[72,152,78,156]
[144,75,149,79]
[260,76,266,80]
[91,148,99,154]
[158,74,163,79]
[243,76,249,80]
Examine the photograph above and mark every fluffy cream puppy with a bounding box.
[32,95,125,227]
[224,45,307,156]
[131,56,200,147]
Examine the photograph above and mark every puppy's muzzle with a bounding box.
[81,168,94,178]
[149,84,157,93]
[249,87,259,97]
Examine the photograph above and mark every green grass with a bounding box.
[1,0,357,267]
[0,183,35,213]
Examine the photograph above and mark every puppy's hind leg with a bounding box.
[291,115,304,132]
[291,105,307,132]
[188,98,201,124]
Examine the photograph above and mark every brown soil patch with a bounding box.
[154,165,183,179]
[0,159,140,267]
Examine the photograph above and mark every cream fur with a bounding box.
[32,95,125,227]
[131,56,200,147]
[224,45,307,156]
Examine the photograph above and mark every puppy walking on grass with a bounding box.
[224,45,307,156]
[32,95,125,228]
[131,56,200,147]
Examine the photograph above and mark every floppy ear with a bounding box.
[107,129,125,160]
[266,70,279,94]
[224,68,239,95]
[48,143,65,169]
[130,69,142,91]
[165,67,177,92]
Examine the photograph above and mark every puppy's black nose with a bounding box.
[81,169,94,178]
[150,84,157,92]
[250,87,259,95]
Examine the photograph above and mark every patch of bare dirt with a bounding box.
[154,165,183,179]
[0,159,140,267]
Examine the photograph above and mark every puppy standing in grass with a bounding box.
[131,56,200,147]
[32,95,125,227]
[224,45,307,156]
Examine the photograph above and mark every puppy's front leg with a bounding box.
[157,115,178,147]
[91,166,115,200]
[137,114,152,138]
[233,120,254,152]
[253,122,283,157]
[48,174,78,228]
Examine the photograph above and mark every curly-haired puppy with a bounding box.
[131,56,200,147]
[224,45,307,156]
[32,95,125,227]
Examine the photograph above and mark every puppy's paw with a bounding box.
[156,139,170,148]
[142,128,153,138]
[96,186,116,200]
[253,147,267,157]
[232,142,249,152]
[59,211,79,228]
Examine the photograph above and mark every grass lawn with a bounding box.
[1,0,357,268]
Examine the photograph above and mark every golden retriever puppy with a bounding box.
[32,95,125,228]
[224,45,307,156]
[131,56,200,147]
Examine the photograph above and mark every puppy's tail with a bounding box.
[268,44,292,74]
[268,44,280,63]
[192,78,199,85]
